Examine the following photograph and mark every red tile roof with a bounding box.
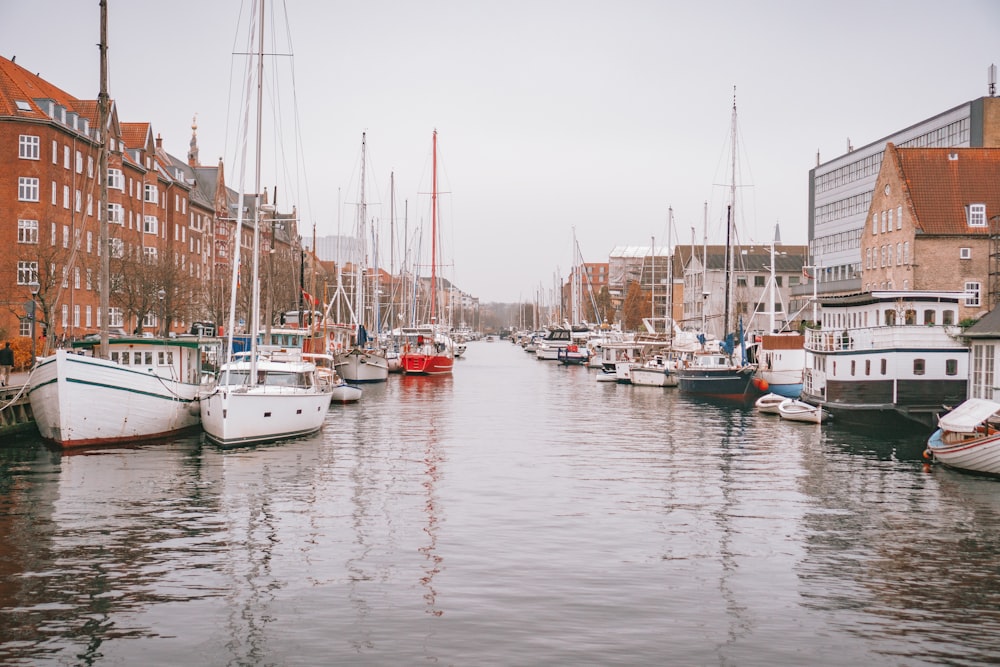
[892,144,1000,235]
[120,121,150,150]
[0,55,82,118]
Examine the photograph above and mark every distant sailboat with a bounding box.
[401,130,455,376]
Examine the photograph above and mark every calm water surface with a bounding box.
[1,341,999,665]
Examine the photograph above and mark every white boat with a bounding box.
[330,381,362,404]
[200,1,333,447]
[201,348,334,446]
[595,370,618,382]
[800,290,969,429]
[453,338,468,358]
[335,345,389,383]
[754,392,786,415]
[777,398,830,424]
[557,343,589,365]
[925,398,1000,476]
[29,337,220,448]
[630,354,678,387]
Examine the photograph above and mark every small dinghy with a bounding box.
[755,392,786,415]
[778,398,830,424]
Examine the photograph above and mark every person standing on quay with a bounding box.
[0,342,13,386]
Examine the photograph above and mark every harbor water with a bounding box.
[1,341,999,665]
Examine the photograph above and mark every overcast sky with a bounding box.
[3,1,999,302]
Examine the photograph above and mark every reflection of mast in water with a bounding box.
[713,407,752,657]
[420,418,444,616]
[222,462,279,665]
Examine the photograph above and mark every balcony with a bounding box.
[804,325,965,352]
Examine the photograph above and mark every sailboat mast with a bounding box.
[249,0,266,379]
[725,92,738,339]
[667,207,674,341]
[430,130,438,323]
[358,132,367,331]
[98,0,110,358]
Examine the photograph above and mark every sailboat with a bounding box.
[400,130,455,376]
[676,95,761,404]
[28,0,221,448]
[334,133,389,383]
[199,0,333,447]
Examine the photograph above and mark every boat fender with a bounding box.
[188,400,201,416]
[922,449,933,460]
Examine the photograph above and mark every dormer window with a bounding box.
[15,100,31,111]
[969,203,986,227]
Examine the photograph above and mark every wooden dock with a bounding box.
[0,376,37,439]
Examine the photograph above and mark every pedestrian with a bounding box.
[0,342,13,387]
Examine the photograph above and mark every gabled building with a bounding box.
[682,244,809,339]
[862,144,1000,320]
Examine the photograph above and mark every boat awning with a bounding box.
[938,398,1000,433]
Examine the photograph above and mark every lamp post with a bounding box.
[157,288,166,337]
[28,279,40,367]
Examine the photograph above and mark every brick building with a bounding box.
[0,55,304,355]
[862,143,1000,320]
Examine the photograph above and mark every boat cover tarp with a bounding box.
[938,398,1000,433]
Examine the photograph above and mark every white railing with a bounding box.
[804,325,964,352]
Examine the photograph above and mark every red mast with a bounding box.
[430,129,438,323]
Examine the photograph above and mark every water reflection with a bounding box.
[1,343,1000,665]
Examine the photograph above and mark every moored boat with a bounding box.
[777,398,830,424]
[925,398,1000,476]
[29,337,220,448]
[754,392,786,415]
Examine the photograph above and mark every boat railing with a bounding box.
[804,325,965,352]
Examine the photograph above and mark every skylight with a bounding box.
[15,100,31,111]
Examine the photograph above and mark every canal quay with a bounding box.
[1,340,999,665]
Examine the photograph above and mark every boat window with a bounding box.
[913,359,926,376]
[923,310,935,325]
[881,359,887,375]
[120,352,130,365]
[943,310,955,326]
[144,351,153,365]
[850,360,856,376]
[865,360,871,376]
[885,310,896,326]
[904,310,916,325]
[111,351,119,363]
[133,352,143,365]
[946,359,958,376]
[220,370,251,386]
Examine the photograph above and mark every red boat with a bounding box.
[400,328,454,376]
[400,130,455,377]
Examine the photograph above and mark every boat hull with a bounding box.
[201,386,332,447]
[927,428,1000,476]
[331,383,362,403]
[29,350,201,447]
[630,367,677,387]
[778,398,830,424]
[401,353,454,376]
[677,367,761,403]
[335,349,389,383]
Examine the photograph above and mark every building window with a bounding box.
[108,203,124,225]
[18,219,39,244]
[913,359,925,376]
[143,246,158,261]
[968,203,986,227]
[110,238,124,258]
[18,177,40,202]
[754,275,765,287]
[903,241,909,264]
[965,281,982,307]
[61,304,69,328]
[16,261,38,285]
[143,215,158,234]
[960,247,971,260]
[872,213,878,235]
[971,344,995,399]
[19,135,40,160]
[897,206,903,229]
[108,168,124,191]
[109,307,123,328]
[144,183,158,203]
[63,185,69,208]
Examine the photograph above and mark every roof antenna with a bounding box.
[989,63,996,97]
